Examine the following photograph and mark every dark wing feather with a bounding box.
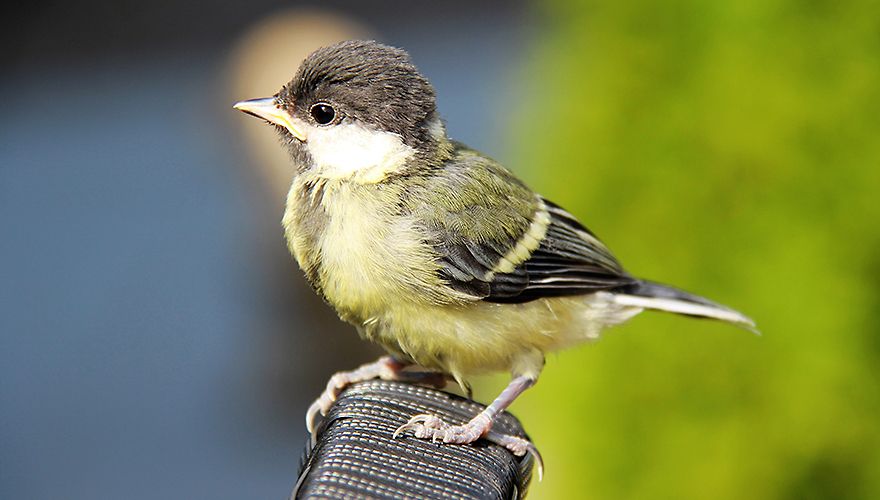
[409,145,633,303]
[435,198,636,303]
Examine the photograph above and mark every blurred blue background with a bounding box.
[3,1,879,499]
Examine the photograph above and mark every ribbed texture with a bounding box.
[293,380,534,499]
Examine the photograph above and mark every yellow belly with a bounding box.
[363,294,642,381]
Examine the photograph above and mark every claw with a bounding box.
[486,431,544,481]
[392,422,413,439]
[393,413,445,439]
[305,398,330,435]
[531,447,544,481]
[305,403,319,434]
[305,387,337,435]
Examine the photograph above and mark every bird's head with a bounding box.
[234,40,449,181]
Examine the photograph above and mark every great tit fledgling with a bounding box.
[234,40,755,475]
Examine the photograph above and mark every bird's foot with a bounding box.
[306,357,447,436]
[393,413,481,443]
[393,413,544,480]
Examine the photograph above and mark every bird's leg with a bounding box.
[394,375,543,478]
[306,356,448,435]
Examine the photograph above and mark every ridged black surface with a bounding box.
[293,380,534,499]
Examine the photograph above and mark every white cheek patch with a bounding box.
[298,120,415,182]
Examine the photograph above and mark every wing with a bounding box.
[412,148,635,303]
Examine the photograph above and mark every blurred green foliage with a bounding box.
[501,0,880,498]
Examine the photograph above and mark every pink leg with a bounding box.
[306,356,448,435]
[394,375,544,479]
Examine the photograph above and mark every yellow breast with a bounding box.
[284,176,450,324]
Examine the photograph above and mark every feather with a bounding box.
[428,185,636,303]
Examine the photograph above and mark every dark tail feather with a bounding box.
[612,280,758,333]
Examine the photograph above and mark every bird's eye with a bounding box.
[310,103,336,125]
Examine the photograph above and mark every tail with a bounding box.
[612,280,758,334]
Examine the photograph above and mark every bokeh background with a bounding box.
[2,1,878,498]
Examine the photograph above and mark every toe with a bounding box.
[305,401,322,434]
[393,413,449,439]
[438,424,481,445]
[485,432,544,481]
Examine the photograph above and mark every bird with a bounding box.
[233,39,755,477]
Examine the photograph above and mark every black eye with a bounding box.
[310,103,336,125]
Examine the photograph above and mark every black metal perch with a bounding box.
[293,380,536,499]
